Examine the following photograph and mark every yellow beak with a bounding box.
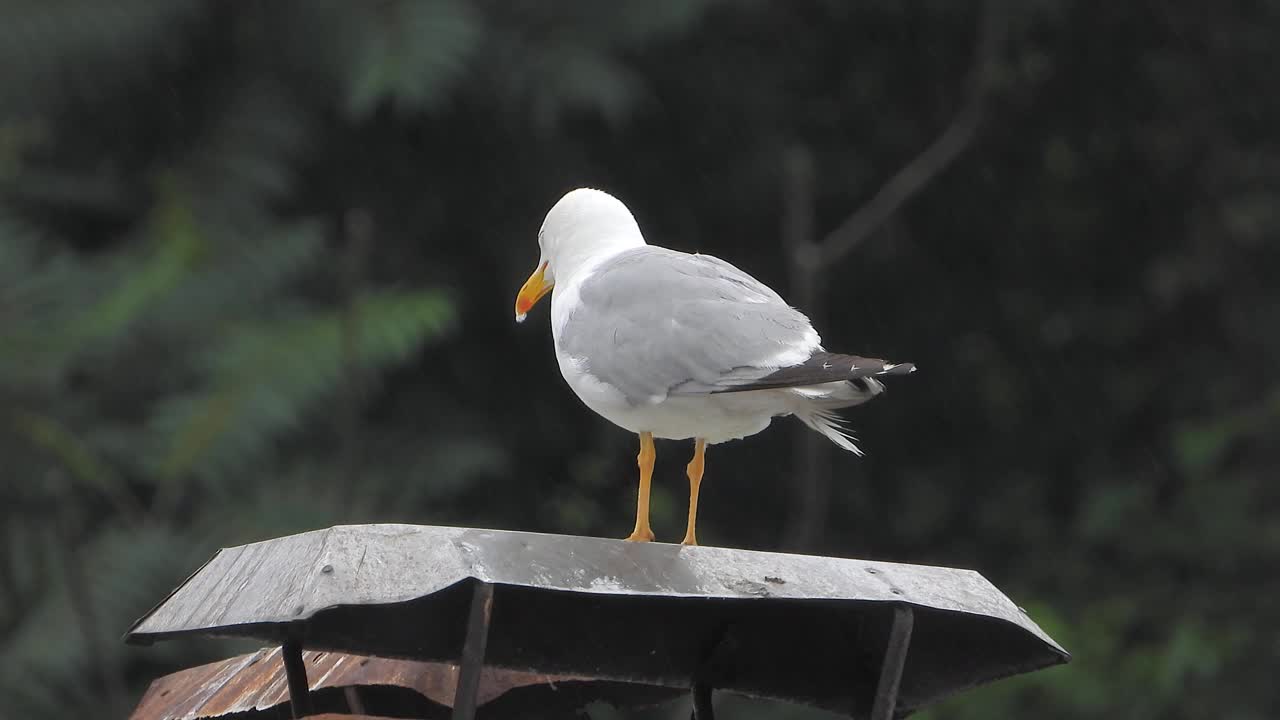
[515,261,552,322]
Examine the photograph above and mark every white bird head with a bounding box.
[515,188,645,322]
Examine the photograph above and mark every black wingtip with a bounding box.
[882,362,917,375]
[710,353,917,394]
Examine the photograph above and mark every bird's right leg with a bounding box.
[625,431,656,542]
[680,438,707,546]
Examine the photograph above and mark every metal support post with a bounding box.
[691,680,715,720]
[281,637,313,718]
[869,605,914,720]
[451,581,495,720]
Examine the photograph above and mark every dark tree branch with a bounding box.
[340,209,373,499]
[783,146,818,313]
[780,146,831,551]
[781,1,1005,551]
[809,0,1005,270]
[59,511,127,714]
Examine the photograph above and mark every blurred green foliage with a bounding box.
[0,1,1277,719]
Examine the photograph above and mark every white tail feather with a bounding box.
[788,378,887,454]
[778,376,890,453]
[797,408,864,455]
[791,378,884,407]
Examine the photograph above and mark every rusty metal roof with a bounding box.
[126,524,1069,716]
[129,646,679,720]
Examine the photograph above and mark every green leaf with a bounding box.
[152,290,455,482]
[72,183,201,349]
[343,0,482,119]
[0,0,204,114]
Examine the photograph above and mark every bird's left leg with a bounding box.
[625,431,657,542]
[681,438,707,546]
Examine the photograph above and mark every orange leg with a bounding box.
[681,438,707,546]
[625,432,657,542]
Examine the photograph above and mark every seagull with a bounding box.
[515,188,914,546]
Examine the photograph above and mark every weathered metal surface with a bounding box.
[129,646,668,720]
[127,524,1069,716]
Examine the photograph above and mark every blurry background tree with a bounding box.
[0,1,1276,719]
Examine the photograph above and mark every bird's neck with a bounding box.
[551,233,644,287]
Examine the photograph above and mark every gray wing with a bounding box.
[560,247,817,403]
